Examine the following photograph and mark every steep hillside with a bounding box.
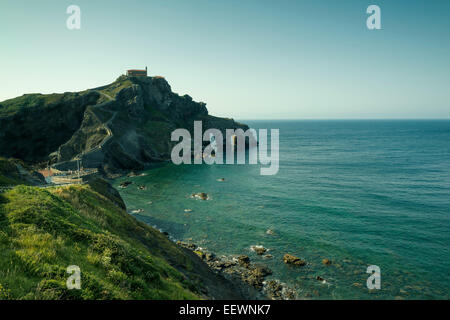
[0,158,45,187]
[0,75,248,174]
[0,178,250,300]
[0,92,99,164]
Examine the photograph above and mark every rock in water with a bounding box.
[192,192,208,200]
[283,253,306,266]
[251,245,267,255]
[322,259,332,265]
[119,181,132,188]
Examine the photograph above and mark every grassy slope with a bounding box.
[0,180,200,300]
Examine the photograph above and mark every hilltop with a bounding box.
[0,75,248,175]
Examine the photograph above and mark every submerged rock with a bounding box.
[283,254,306,266]
[322,258,332,265]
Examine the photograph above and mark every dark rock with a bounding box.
[119,181,132,188]
[176,241,196,250]
[205,253,215,262]
[237,255,250,267]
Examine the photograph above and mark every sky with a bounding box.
[0,0,449,119]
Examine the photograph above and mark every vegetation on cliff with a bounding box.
[0,178,204,299]
[0,75,249,174]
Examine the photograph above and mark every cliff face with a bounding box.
[0,92,99,163]
[0,76,248,174]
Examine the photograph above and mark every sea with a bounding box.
[114,120,450,299]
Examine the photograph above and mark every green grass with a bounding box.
[0,92,84,117]
[0,180,200,300]
[98,79,133,101]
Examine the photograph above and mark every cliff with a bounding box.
[0,75,248,175]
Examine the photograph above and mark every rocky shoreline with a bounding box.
[175,240,298,300]
[118,176,302,300]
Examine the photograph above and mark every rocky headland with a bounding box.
[0,75,248,176]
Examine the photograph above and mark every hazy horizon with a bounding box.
[1,0,449,119]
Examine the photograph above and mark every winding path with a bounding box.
[79,91,118,158]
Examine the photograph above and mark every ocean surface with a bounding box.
[114,120,450,299]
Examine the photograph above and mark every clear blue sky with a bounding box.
[1,0,449,119]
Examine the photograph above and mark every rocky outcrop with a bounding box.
[0,75,249,174]
[176,240,297,300]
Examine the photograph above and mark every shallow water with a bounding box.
[114,120,450,299]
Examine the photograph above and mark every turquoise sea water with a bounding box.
[114,120,450,299]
